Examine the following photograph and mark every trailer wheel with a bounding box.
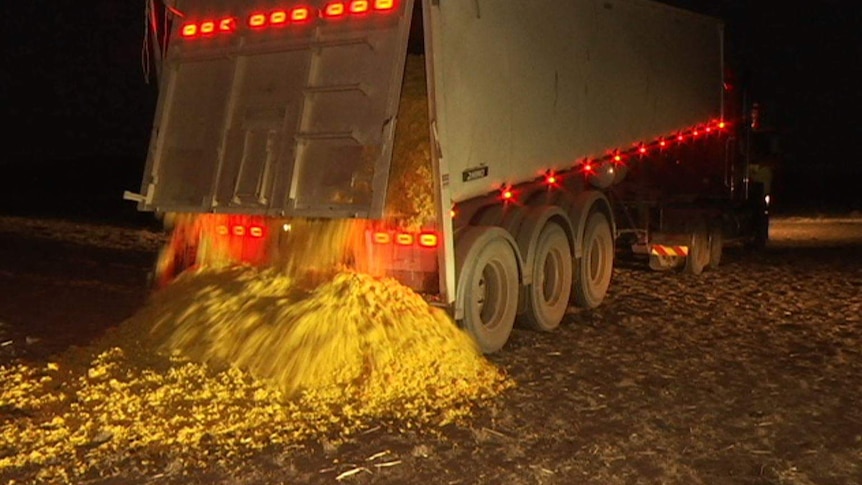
[573,212,613,308]
[684,229,709,275]
[457,229,520,353]
[708,226,723,268]
[522,222,572,331]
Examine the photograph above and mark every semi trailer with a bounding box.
[127,0,768,353]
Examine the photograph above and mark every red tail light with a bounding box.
[270,10,288,25]
[418,233,439,248]
[324,2,346,17]
[374,0,395,10]
[350,0,370,13]
[248,13,267,27]
[291,7,311,21]
[181,23,198,37]
[373,232,392,244]
[395,233,414,246]
[219,18,237,32]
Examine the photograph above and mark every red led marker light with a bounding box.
[216,225,229,236]
[233,226,246,237]
[248,13,267,27]
[659,139,667,148]
[638,145,647,155]
[718,121,727,129]
[613,154,623,164]
[395,233,415,246]
[350,0,370,13]
[200,21,216,34]
[545,172,558,185]
[181,23,198,37]
[270,10,288,25]
[418,233,439,248]
[324,2,346,17]
[291,7,311,21]
[374,0,395,10]
[501,187,515,202]
[249,226,265,238]
[372,232,391,244]
[219,18,237,32]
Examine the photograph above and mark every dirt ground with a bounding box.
[1,215,861,484]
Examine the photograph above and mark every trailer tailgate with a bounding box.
[138,0,414,218]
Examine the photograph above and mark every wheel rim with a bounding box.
[542,247,564,304]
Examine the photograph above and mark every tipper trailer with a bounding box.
[128,0,768,352]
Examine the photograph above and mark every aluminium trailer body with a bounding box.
[131,0,744,352]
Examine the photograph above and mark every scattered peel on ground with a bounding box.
[0,267,512,483]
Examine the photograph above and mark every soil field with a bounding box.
[1,216,861,484]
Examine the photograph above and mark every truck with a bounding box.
[127,0,768,353]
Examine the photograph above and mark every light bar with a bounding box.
[180,1,398,40]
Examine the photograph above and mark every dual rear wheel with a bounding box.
[457,210,614,353]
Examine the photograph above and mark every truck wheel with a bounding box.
[522,222,572,331]
[457,230,520,353]
[684,229,709,275]
[573,211,613,308]
[708,225,723,268]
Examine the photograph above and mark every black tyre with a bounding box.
[458,231,520,353]
[573,211,613,308]
[522,222,572,331]
[684,228,709,275]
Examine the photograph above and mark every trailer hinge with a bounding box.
[123,183,155,205]
[123,191,146,203]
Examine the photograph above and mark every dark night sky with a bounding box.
[2,0,861,219]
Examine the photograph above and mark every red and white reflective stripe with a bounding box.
[649,245,689,257]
